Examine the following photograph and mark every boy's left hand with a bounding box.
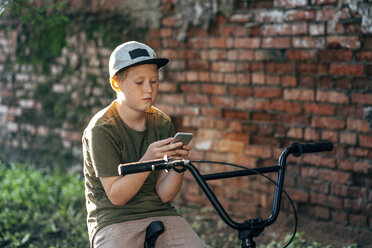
[169,143,191,160]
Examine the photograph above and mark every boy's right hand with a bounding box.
[141,137,183,162]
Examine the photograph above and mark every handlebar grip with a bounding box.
[290,141,333,157]
[118,158,166,176]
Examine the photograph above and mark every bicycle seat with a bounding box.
[144,220,165,248]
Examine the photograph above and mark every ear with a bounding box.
[110,77,121,92]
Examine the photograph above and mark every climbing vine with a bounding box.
[0,0,70,73]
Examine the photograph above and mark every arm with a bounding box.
[155,144,191,203]
[100,137,184,206]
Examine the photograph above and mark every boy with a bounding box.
[82,41,205,248]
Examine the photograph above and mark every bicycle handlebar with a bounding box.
[288,141,333,157]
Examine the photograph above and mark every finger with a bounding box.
[182,144,192,151]
[152,137,174,148]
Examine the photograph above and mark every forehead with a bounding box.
[126,64,158,77]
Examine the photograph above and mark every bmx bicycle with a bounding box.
[118,141,334,248]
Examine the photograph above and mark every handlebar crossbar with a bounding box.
[118,141,334,248]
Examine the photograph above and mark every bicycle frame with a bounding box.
[118,141,333,248]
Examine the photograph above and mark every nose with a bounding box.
[143,81,153,93]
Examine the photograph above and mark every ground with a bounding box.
[178,203,372,248]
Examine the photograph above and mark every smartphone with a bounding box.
[172,132,193,145]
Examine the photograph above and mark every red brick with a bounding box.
[234,38,261,48]
[216,139,245,153]
[303,154,336,168]
[297,63,328,74]
[271,100,303,114]
[309,23,325,35]
[177,106,199,116]
[210,72,224,83]
[252,73,265,84]
[208,50,226,60]
[334,78,351,90]
[346,119,370,133]
[319,50,353,61]
[356,51,372,61]
[318,169,351,184]
[208,38,230,48]
[285,49,317,61]
[284,88,315,101]
[236,73,251,84]
[330,64,365,76]
[187,60,210,70]
[201,84,226,95]
[286,10,315,21]
[266,62,295,74]
[211,62,236,72]
[253,87,282,99]
[187,37,208,48]
[228,86,252,97]
[160,28,172,38]
[221,25,234,36]
[359,135,372,148]
[321,130,339,143]
[300,76,314,87]
[331,183,348,197]
[310,193,343,209]
[186,71,198,82]
[312,116,345,130]
[293,37,325,48]
[251,112,277,123]
[200,107,221,117]
[304,127,320,141]
[224,74,236,84]
[162,16,177,27]
[262,37,291,48]
[237,62,264,72]
[286,188,309,202]
[351,93,372,105]
[287,127,303,139]
[223,110,248,120]
[211,96,235,107]
[340,132,357,145]
[316,8,350,21]
[316,90,349,104]
[185,94,209,104]
[161,94,184,105]
[326,36,361,49]
[237,50,254,61]
[304,103,335,115]
[244,145,272,158]
[280,113,310,125]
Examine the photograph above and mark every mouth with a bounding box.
[142,97,152,101]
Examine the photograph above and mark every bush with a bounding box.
[0,162,88,247]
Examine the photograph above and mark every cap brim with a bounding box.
[114,58,169,77]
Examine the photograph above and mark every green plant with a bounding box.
[0,161,88,247]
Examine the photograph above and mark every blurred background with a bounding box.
[0,0,371,247]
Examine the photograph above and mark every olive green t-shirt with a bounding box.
[82,101,179,243]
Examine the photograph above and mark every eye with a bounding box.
[135,81,143,85]
[150,80,158,84]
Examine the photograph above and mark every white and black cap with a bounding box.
[109,41,169,78]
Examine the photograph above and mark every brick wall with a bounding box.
[152,0,372,230]
[0,0,371,232]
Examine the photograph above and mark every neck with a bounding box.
[115,100,147,131]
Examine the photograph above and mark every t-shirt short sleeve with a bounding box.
[90,126,122,177]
